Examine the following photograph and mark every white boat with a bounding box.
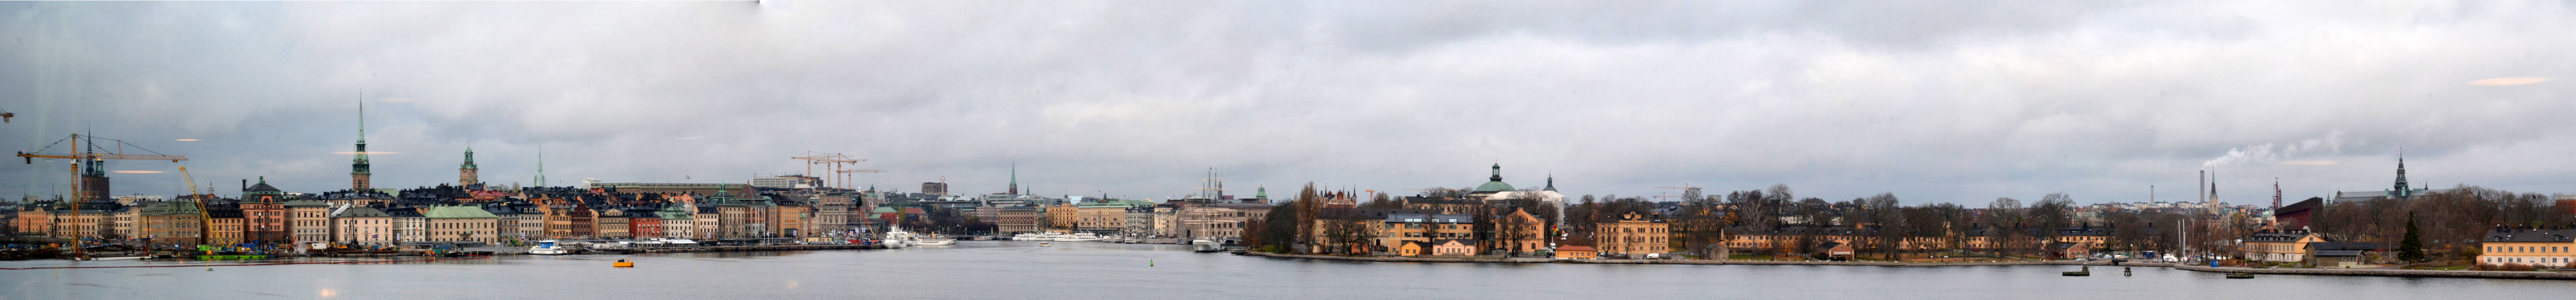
[910,233,956,246]
[1191,239,1222,253]
[1059,233,1102,242]
[529,240,571,255]
[881,226,913,248]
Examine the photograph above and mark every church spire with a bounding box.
[2394,148,2411,199]
[351,92,372,191]
[1544,171,1557,192]
[1007,161,1019,195]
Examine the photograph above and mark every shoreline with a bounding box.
[2172,264,2576,280]
[1247,251,2576,280]
[1244,251,2106,266]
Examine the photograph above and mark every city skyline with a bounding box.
[5,1,2574,204]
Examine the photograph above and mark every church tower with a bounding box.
[460,146,479,187]
[2393,149,2412,199]
[1007,163,1019,195]
[351,95,372,191]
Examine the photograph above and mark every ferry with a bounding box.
[882,226,914,248]
[529,240,571,255]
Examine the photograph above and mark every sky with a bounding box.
[2,1,2572,205]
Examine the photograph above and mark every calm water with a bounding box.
[7,241,2574,299]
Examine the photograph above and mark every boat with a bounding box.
[882,226,914,248]
[529,240,571,255]
[1191,239,1222,253]
[1039,242,1052,247]
[2061,266,2091,277]
[613,259,634,268]
[1060,233,1103,242]
[911,233,956,246]
[2225,272,2255,279]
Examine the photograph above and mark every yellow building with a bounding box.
[1045,202,1080,233]
[1493,208,1547,254]
[425,206,501,244]
[139,202,203,245]
[2478,227,2576,267]
[1375,214,1472,253]
[1594,212,1669,256]
[2244,230,2326,262]
[207,209,246,246]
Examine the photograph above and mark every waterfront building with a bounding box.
[1594,212,1670,256]
[660,206,696,238]
[241,179,290,244]
[1123,207,1155,236]
[694,203,720,239]
[2046,241,2086,259]
[286,200,333,248]
[1178,203,1272,241]
[1492,208,1546,255]
[206,208,245,245]
[630,209,664,239]
[1431,239,1477,256]
[138,202,203,245]
[333,207,394,246]
[1815,241,1855,259]
[813,195,852,235]
[595,208,631,239]
[2478,227,2576,267]
[2309,241,2386,268]
[1554,245,1597,259]
[384,207,428,244]
[996,206,1040,233]
[1045,202,1078,232]
[12,204,50,236]
[2243,230,2327,262]
[1376,214,1473,253]
[1077,200,1148,233]
[425,206,500,244]
[1396,241,1428,256]
[50,207,105,239]
[111,206,138,239]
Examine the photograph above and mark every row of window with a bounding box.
[2487,245,2570,254]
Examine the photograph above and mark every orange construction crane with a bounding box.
[16,134,188,200]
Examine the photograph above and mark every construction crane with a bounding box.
[791,152,867,189]
[16,134,189,201]
[180,166,212,246]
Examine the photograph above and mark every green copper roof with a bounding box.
[424,206,500,218]
[1472,163,1514,192]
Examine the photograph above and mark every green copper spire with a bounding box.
[352,93,371,175]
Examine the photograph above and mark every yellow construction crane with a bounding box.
[179,166,211,245]
[791,152,869,189]
[16,134,189,200]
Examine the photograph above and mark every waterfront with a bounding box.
[8,241,2576,299]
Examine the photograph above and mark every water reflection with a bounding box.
[8,241,2575,299]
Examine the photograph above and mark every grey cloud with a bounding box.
[4,1,2574,205]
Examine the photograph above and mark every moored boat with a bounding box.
[529,240,571,255]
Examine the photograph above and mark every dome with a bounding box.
[1473,181,1516,193]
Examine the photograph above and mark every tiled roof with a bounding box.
[424,206,500,218]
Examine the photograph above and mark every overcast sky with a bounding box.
[4,1,2571,205]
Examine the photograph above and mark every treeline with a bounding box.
[2310,185,2574,257]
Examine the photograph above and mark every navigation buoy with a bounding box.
[1150,259,1155,266]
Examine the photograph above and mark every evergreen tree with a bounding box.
[2398,212,2425,262]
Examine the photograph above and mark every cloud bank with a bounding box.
[4,1,2573,205]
